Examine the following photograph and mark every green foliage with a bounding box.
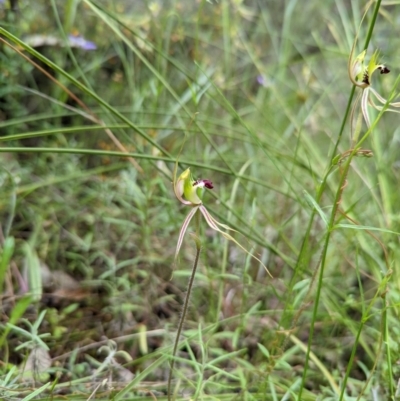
[0,0,399,400]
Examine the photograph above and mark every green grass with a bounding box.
[0,0,400,400]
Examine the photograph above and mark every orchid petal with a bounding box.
[367,88,400,118]
[350,90,363,142]
[369,87,400,108]
[361,88,371,128]
[174,206,199,262]
[369,98,400,116]
[349,49,368,88]
[174,177,192,205]
[368,86,389,105]
[199,205,273,278]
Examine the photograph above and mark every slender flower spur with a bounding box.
[173,167,272,277]
[348,49,400,128]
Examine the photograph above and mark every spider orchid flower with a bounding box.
[173,168,272,278]
[348,49,400,128]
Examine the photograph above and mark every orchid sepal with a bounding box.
[174,206,199,262]
[199,205,273,278]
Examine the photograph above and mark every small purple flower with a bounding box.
[257,74,273,88]
[256,75,266,86]
[68,34,97,51]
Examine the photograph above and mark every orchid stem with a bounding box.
[168,215,202,401]
[296,2,383,399]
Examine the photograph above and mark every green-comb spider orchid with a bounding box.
[173,167,272,277]
[168,165,272,399]
[348,49,399,129]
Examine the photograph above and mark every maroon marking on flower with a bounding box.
[379,65,390,74]
[362,71,370,85]
[193,179,213,189]
[202,180,213,189]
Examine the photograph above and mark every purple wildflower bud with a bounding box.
[68,34,97,51]
[257,75,265,85]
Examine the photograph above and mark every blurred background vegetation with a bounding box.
[1,0,400,399]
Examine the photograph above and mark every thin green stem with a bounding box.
[297,154,353,400]
[383,296,394,398]
[344,272,392,401]
[167,228,202,401]
[296,2,382,398]
[339,318,365,401]
[300,89,393,397]
[361,0,382,50]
